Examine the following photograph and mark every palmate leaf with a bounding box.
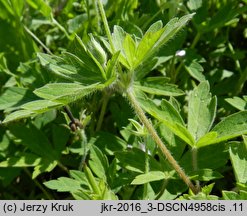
[137,96,195,147]
[111,14,194,73]
[0,123,69,178]
[37,35,106,85]
[134,14,194,73]
[180,143,229,173]
[37,52,105,85]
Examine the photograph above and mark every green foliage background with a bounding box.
[0,0,247,200]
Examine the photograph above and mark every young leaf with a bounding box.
[187,0,203,11]
[105,51,120,81]
[111,25,129,68]
[88,34,107,66]
[127,118,147,136]
[146,20,163,33]
[123,34,136,69]
[133,13,194,78]
[188,81,217,141]
[134,27,164,68]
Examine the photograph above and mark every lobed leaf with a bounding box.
[142,14,195,62]
[32,160,57,179]
[34,82,103,104]
[225,96,247,111]
[188,81,217,141]
[0,153,41,167]
[210,111,247,144]
[38,51,104,85]
[222,190,247,200]
[189,169,223,181]
[105,51,120,81]
[2,109,36,124]
[2,100,62,124]
[229,139,247,184]
[89,145,109,180]
[137,97,195,146]
[134,82,184,97]
[131,171,169,185]
[115,148,162,173]
[44,177,82,192]
[0,87,37,111]
[21,100,62,112]
[111,25,129,68]
[123,34,136,69]
[184,60,205,82]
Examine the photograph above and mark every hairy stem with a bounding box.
[24,26,52,54]
[191,32,201,49]
[97,0,115,52]
[192,147,200,191]
[96,91,110,132]
[126,90,198,194]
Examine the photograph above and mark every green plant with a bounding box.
[0,0,247,200]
